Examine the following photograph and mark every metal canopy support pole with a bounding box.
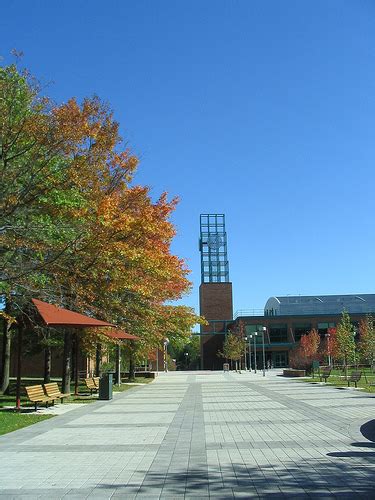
[116,344,121,385]
[74,332,79,395]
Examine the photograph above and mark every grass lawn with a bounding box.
[0,379,97,409]
[123,376,154,384]
[0,376,154,408]
[0,375,153,436]
[113,377,153,392]
[0,412,53,436]
[296,367,375,393]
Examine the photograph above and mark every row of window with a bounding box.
[245,323,338,343]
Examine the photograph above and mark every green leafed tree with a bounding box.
[218,333,244,371]
[336,310,356,378]
[0,60,203,397]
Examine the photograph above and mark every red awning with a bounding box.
[104,329,139,341]
[32,299,115,328]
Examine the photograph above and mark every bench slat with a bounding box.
[25,385,55,410]
[44,382,71,399]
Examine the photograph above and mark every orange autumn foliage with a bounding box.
[1,64,201,355]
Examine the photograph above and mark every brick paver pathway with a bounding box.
[0,370,374,499]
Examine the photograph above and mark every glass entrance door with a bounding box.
[273,352,288,368]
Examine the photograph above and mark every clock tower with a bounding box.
[199,214,233,369]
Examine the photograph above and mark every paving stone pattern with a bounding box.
[0,370,374,499]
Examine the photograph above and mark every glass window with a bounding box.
[293,324,311,341]
[318,322,335,337]
[244,325,265,344]
[269,324,288,343]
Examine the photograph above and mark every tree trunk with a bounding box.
[43,330,51,384]
[1,320,12,395]
[15,324,23,410]
[1,320,5,381]
[128,342,135,381]
[62,330,72,394]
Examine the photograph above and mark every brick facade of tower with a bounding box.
[200,282,233,370]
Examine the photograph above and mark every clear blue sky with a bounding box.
[1,1,375,315]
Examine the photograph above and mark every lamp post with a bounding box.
[243,337,247,371]
[163,338,169,372]
[184,352,189,369]
[248,335,252,371]
[253,332,257,373]
[325,333,331,367]
[261,326,266,377]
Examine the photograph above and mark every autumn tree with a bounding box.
[336,310,356,378]
[317,326,336,366]
[300,329,320,358]
[358,315,375,367]
[290,329,320,372]
[218,333,244,371]
[1,61,202,393]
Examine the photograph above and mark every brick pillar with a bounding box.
[199,283,233,370]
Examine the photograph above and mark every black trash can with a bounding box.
[99,373,113,400]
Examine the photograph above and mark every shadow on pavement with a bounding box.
[328,451,375,458]
[97,461,375,498]
[360,419,375,442]
[352,441,375,448]
[327,419,375,460]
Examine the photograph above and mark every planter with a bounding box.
[283,369,306,377]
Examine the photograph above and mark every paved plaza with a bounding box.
[0,370,374,499]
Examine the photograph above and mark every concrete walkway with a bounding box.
[0,370,374,499]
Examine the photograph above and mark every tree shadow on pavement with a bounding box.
[327,419,375,460]
[360,419,375,441]
[97,459,375,498]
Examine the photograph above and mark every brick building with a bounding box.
[198,214,375,369]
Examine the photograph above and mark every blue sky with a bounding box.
[1,1,375,315]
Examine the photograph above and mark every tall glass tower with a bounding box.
[199,214,229,283]
[199,214,233,370]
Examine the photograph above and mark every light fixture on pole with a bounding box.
[163,338,169,372]
[261,326,266,377]
[253,332,257,373]
[325,333,331,367]
[247,335,252,371]
[243,337,247,371]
